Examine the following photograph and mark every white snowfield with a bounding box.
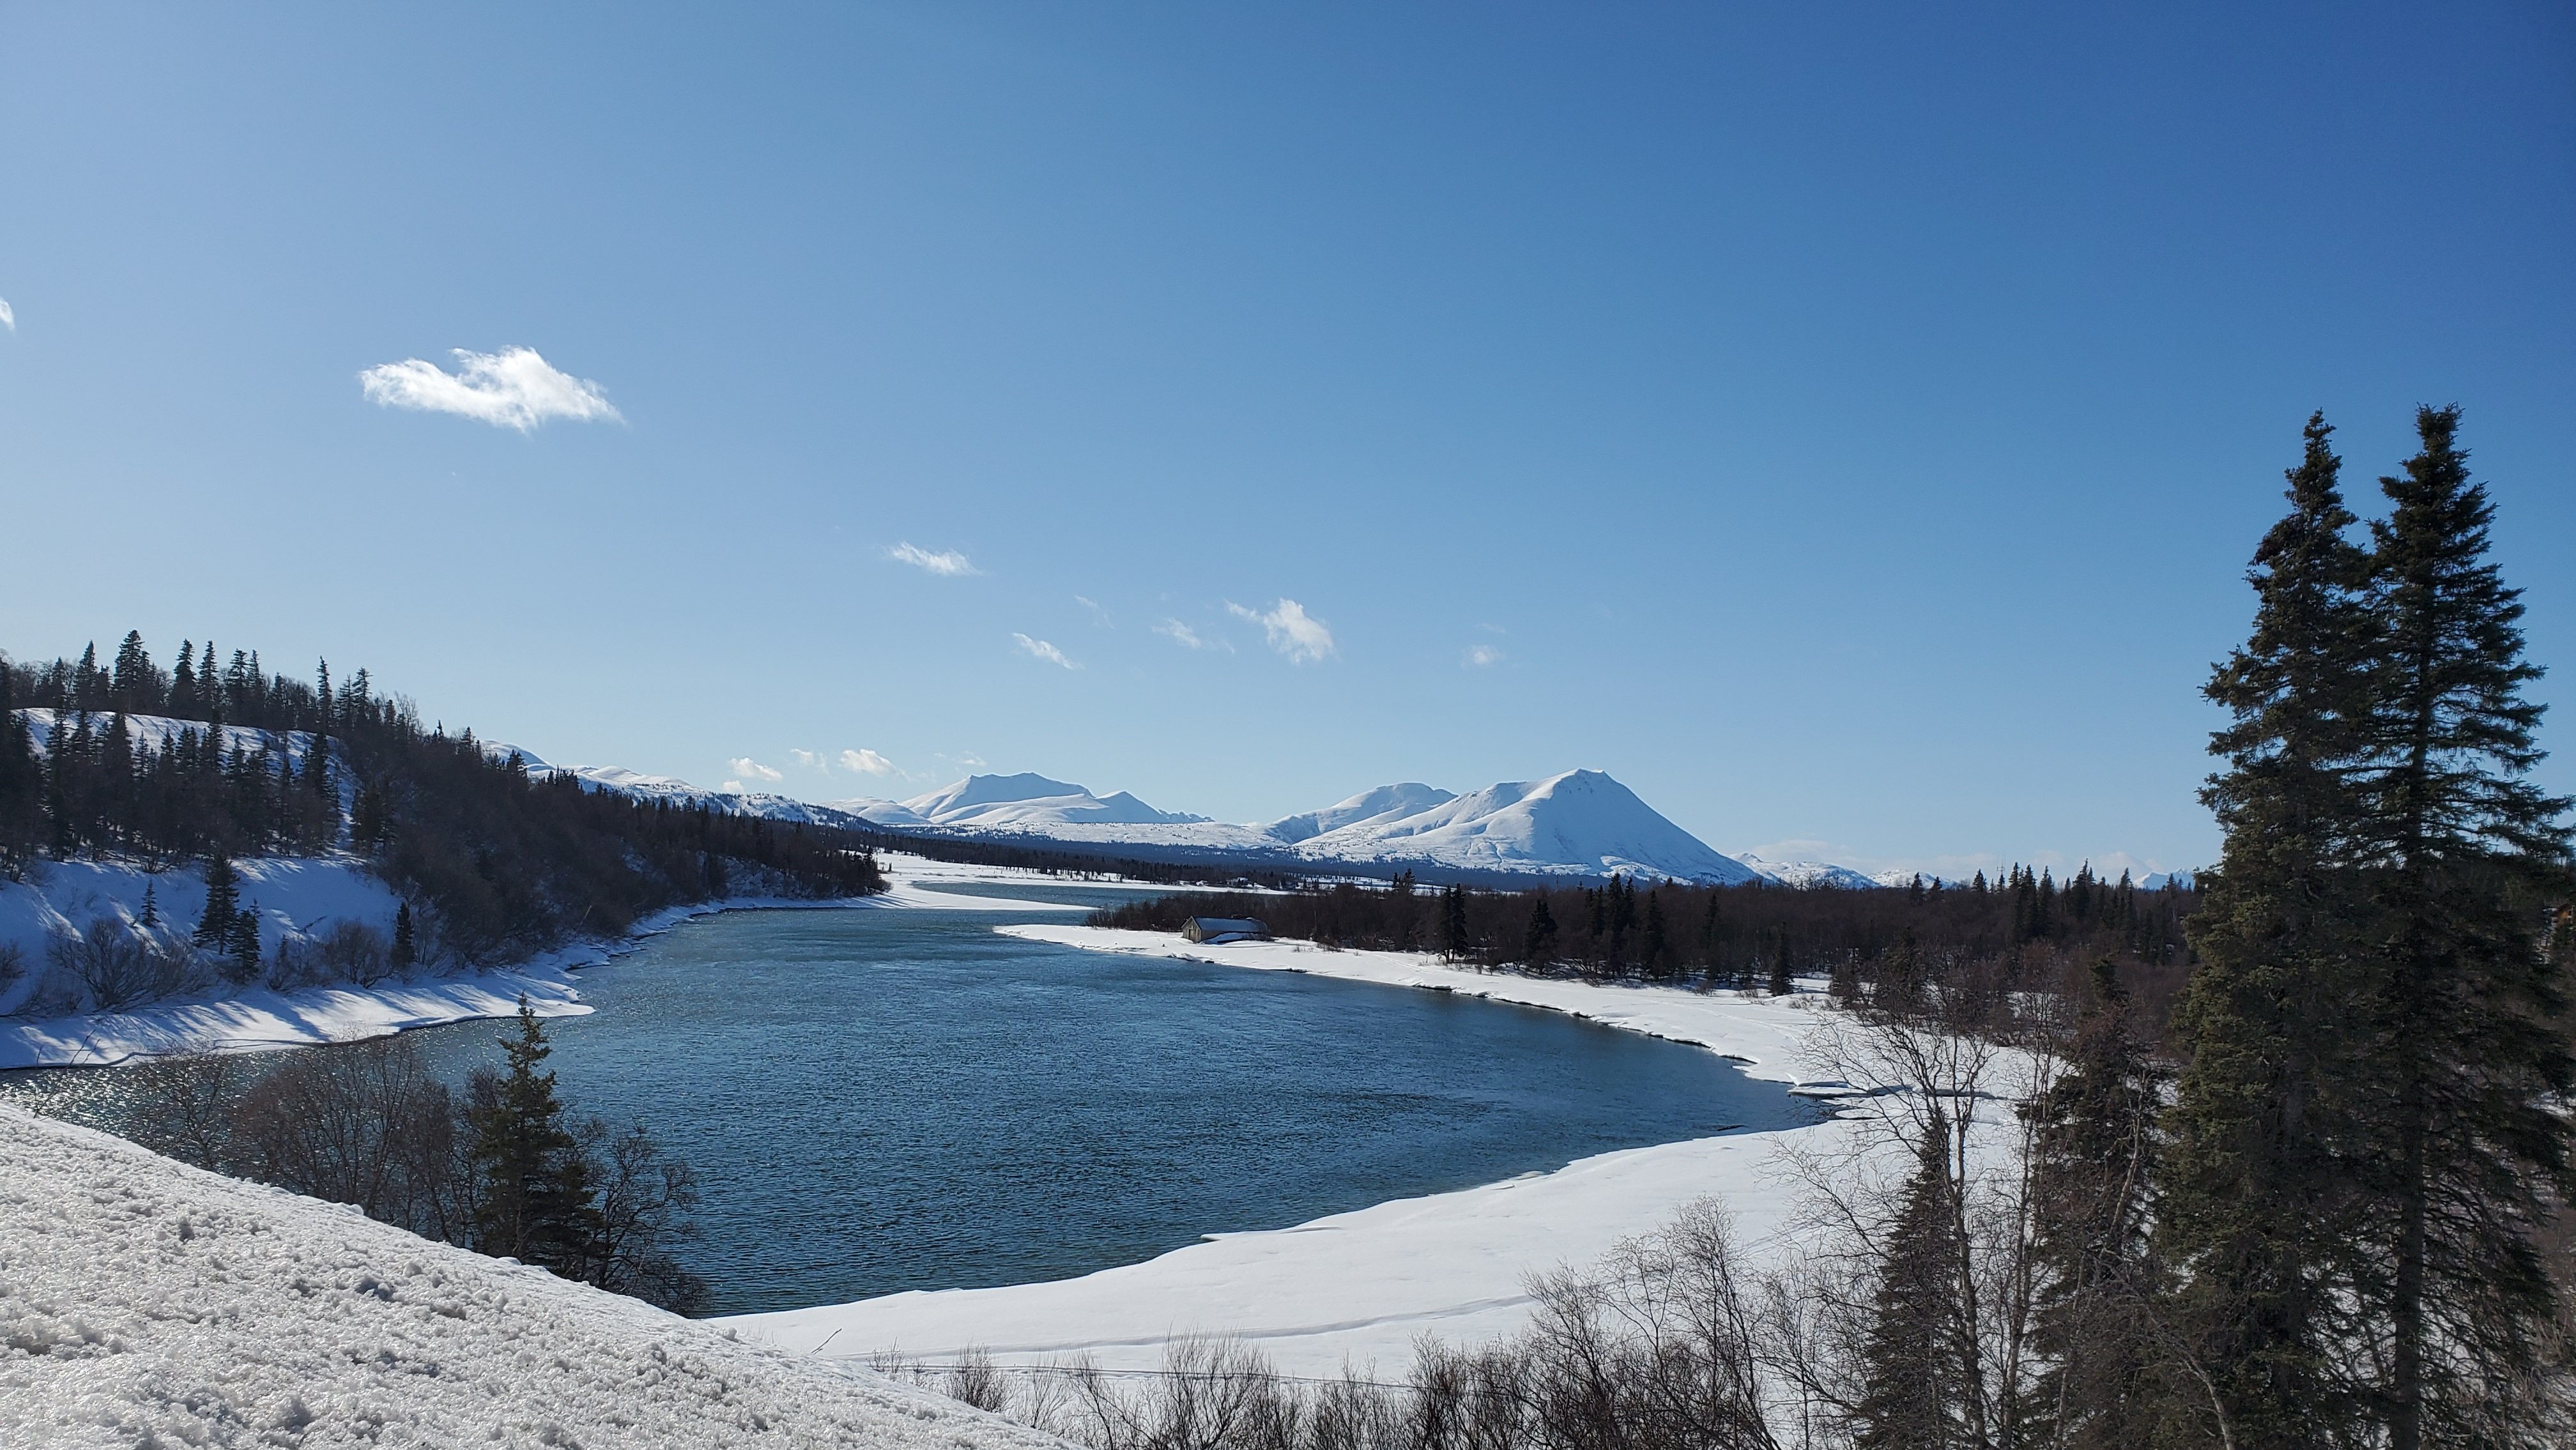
[0,1105,1072,1450]
[724,926,1873,1378]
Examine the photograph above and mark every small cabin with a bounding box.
[1183,916,1269,944]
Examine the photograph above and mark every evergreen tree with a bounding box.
[466,999,599,1272]
[1441,884,1471,962]
[2161,412,2381,1447]
[392,901,416,968]
[2023,958,2170,1450]
[1641,890,1668,979]
[2350,406,2573,1448]
[226,901,263,982]
[1524,896,1558,970]
[1851,1110,1973,1450]
[110,631,156,714]
[194,855,241,947]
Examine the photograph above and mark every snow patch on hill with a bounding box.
[0,1104,1069,1450]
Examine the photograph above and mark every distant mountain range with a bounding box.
[494,747,2000,890]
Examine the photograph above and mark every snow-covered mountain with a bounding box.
[1735,853,1882,890]
[492,746,1943,888]
[896,772,1212,829]
[1284,770,1760,885]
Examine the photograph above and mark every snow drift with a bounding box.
[0,1104,1068,1450]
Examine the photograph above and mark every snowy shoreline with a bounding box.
[0,853,1089,1071]
[723,920,1869,1378]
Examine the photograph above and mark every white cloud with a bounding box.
[1153,618,1229,651]
[1226,598,1337,664]
[1075,595,1112,625]
[956,754,987,768]
[358,346,620,430]
[789,749,823,770]
[0,297,14,332]
[1464,643,1505,668]
[727,756,785,784]
[887,542,977,576]
[1012,633,1078,669]
[839,748,897,776]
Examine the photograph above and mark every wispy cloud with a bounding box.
[1013,633,1078,669]
[727,756,785,784]
[1464,643,1505,667]
[1075,595,1112,625]
[792,746,901,777]
[358,346,620,430]
[1226,598,1337,664]
[0,298,14,332]
[1153,618,1229,651]
[887,542,977,577]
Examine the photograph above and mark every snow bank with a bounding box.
[724,927,1872,1378]
[0,1104,1070,1450]
[0,854,1090,1069]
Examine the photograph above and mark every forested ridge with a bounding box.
[0,636,884,970]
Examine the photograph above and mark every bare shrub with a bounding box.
[47,916,188,1011]
[946,1346,1009,1415]
[229,1035,463,1239]
[120,1053,253,1171]
[0,942,24,1005]
[581,1118,710,1315]
[316,920,395,986]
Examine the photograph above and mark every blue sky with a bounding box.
[3,2,2569,879]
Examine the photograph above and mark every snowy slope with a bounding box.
[0,1104,1068,1450]
[1735,853,1884,890]
[1289,770,1760,884]
[1264,782,1458,844]
[900,773,1211,828]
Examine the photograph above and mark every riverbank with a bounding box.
[724,925,1871,1378]
[0,853,1091,1069]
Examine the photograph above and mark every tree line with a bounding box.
[1095,862,2201,1037]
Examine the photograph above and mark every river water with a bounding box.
[3,885,1819,1315]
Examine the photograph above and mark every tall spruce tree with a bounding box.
[2350,406,2573,1447]
[466,999,599,1273]
[194,855,241,947]
[2024,959,2171,1450]
[2161,412,2382,1447]
[1852,1109,1974,1450]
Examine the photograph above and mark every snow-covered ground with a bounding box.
[724,926,1874,1378]
[0,1104,1071,1450]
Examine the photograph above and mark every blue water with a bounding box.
[6,892,1818,1316]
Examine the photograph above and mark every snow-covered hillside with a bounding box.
[1264,782,1459,844]
[0,1104,1068,1450]
[1735,853,1882,890]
